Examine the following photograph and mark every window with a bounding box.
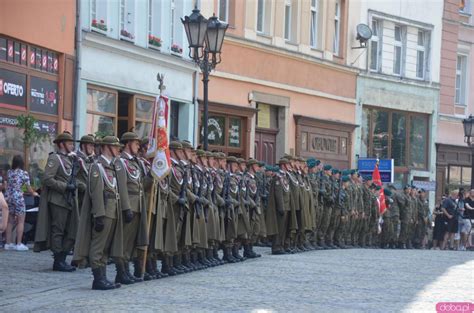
[455,55,468,106]
[0,116,25,178]
[310,0,319,48]
[257,0,265,33]
[90,0,108,33]
[416,30,430,79]
[170,0,184,54]
[447,165,471,186]
[363,108,429,169]
[120,0,135,41]
[393,25,404,75]
[29,120,57,188]
[86,86,117,137]
[169,101,180,140]
[284,0,291,40]
[148,0,162,49]
[218,0,229,23]
[459,0,472,14]
[333,0,341,54]
[370,19,382,71]
[135,97,153,139]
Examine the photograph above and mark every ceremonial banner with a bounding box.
[147,94,171,180]
[372,161,387,215]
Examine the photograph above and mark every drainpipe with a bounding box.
[73,0,82,141]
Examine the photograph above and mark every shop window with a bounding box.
[391,112,406,166]
[135,97,153,139]
[86,87,117,137]
[30,76,58,115]
[409,115,427,169]
[204,115,226,146]
[0,38,6,60]
[0,116,24,179]
[120,0,135,41]
[447,165,471,186]
[360,108,370,157]
[29,120,56,189]
[371,110,389,159]
[228,117,241,147]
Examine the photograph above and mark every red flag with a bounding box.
[373,161,386,214]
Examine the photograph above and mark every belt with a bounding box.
[104,192,119,200]
[128,191,141,196]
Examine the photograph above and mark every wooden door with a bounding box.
[255,128,277,165]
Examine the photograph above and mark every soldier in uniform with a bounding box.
[318,165,333,249]
[208,152,226,264]
[273,159,295,253]
[306,158,320,249]
[279,159,299,253]
[415,188,429,249]
[387,184,401,249]
[243,159,263,258]
[76,134,96,212]
[407,186,418,249]
[360,176,374,248]
[73,136,126,290]
[398,185,411,249]
[334,175,351,248]
[326,168,341,249]
[34,131,79,272]
[117,132,149,283]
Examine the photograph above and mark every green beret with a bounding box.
[247,158,258,166]
[120,131,139,143]
[226,156,238,163]
[278,158,290,165]
[79,134,95,144]
[341,170,350,176]
[258,161,265,167]
[181,140,193,149]
[196,149,206,157]
[101,136,122,147]
[169,141,183,150]
[306,158,316,168]
[53,131,74,144]
[383,188,392,197]
[264,165,273,172]
[365,175,373,181]
[341,175,350,183]
[323,165,332,171]
[315,160,321,166]
[331,168,340,175]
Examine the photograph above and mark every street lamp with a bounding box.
[182,8,228,151]
[462,115,474,189]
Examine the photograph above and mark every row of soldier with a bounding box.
[33,131,430,290]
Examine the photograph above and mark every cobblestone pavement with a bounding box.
[0,246,472,313]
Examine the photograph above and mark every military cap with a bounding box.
[236,158,245,164]
[247,158,258,166]
[332,168,340,175]
[264,165,273,172]
[341,175,350,183]
[53,131,74,144]
[140,137,149,147]
[375,185,381,191]
[226,156,238,163]
[419,188,426,193]
[296,157,305,162]
[215,152,226,159]
[169,141,183,150]
[101,135,122,147]
[387,183,397,190]
[196,149,206,157]
[78,134,95,144]
[273,166,280,172]
[315,159,321,166]
[323,164,332,171]
[365,175,373,181]
[306,158,317,168]
[205,151,214,158]
[283,153,294,160]
[403,184,411,190]
[120,131,140,143]
[258,161,265,167]
[181,140,193,149]
[341,170,350,176]
[278,158,290,165]
[383,188,392,197]
[350,169,357,175]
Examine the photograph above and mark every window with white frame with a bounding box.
[284,0,291,41]
[416,30,430,79]
[370,19,382,71]
[460,0,472,14]
[257,0,265,33]
[148,0,162,49]
[310,0,319,48]
[91,0,108,32]
[170,0,184,54]
[120,0,135,41]
[333,0,341,54]
[455,55,468,106]
[393,25,404,75]
[218,0,229,23]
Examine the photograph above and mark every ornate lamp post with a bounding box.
[182,8,228,151]
[462,115,474,189]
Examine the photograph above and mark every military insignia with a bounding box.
[157,159,165,169]
[47,161,54,168]
[116,164,122,171]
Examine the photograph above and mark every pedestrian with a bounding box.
[431,197,447,250]
[4,155,38,251]
[459,189,472,250]
[0,191,8,237]
[440,190,459,250]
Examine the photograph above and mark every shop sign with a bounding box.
[30,76,58,115]
[0,68,26,107]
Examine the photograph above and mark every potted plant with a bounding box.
[91,19,108,32]
[120,29,135,41]
[171,43,183,54]
[148,35,162,49]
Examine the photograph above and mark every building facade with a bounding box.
[347,0,443,201]
[436,0,474,198]
[198,0,358,168]
[77,0,198,143]
[0,0,76,186]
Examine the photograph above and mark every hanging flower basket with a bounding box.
[171,43,183,54]
[148,35,162,48]
[91,19,107,32]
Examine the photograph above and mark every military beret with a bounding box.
[323,165,332,171]
[120,131,140,143]
[258,161,265,167]
[226,156,238,163]
[101,136,122,147]
[78,134,95,144]
[264,165,273,172]
[341,175,350,183]
[375,185,381,191]
[53,131,74,144]
[365,175,373,181]
[403,184,411,190]
[169,141,183,150]
[383,188,392,197]
[181,140,193,149]
[332,168,340,175]
[306,158,316,169]
[278,158,290,165]
[247,158,258,166]
[315,160,321,166]
[196,149,206,157]
[236,158,245,164]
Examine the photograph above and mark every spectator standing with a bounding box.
[440,190,459,250]
[461,189,474,250]
[431,197,447,250]
[4,155,38,251]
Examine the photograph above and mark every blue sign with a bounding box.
[357,158,394,183]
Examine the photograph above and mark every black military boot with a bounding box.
[250,244,261,257]
[92,267,116,290]
[189,251,202,270]
[223,247,237,263]
[181,252,195,272]
[115,259,135,285]
[154,256,168,278]
[174,254,190,273]
[206,248,218,266]
[53,252,76,272]
[232,244,246,261]
[124,261,142,283]
[243,244,254,258]
[161,256,177,276]
[134,259,153,281]
[145,258,158,279]
[213,246,225,265]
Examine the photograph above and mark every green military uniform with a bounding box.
[334,175,350,248]
[243,159,262,258]
[306,158,321,248]
[398,186,411,248]
[318,165,333,248]
[76,134,95,212]
[327,170,341,248]
[73,136,126,290]
[359,182,373,247]
[34,132,79,272]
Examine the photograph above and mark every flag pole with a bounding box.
[141,73,165,278]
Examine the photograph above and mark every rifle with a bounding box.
[191,165,202,219]
[66,153,80,206]
[178,164,188,222]
[222,171,232,220]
